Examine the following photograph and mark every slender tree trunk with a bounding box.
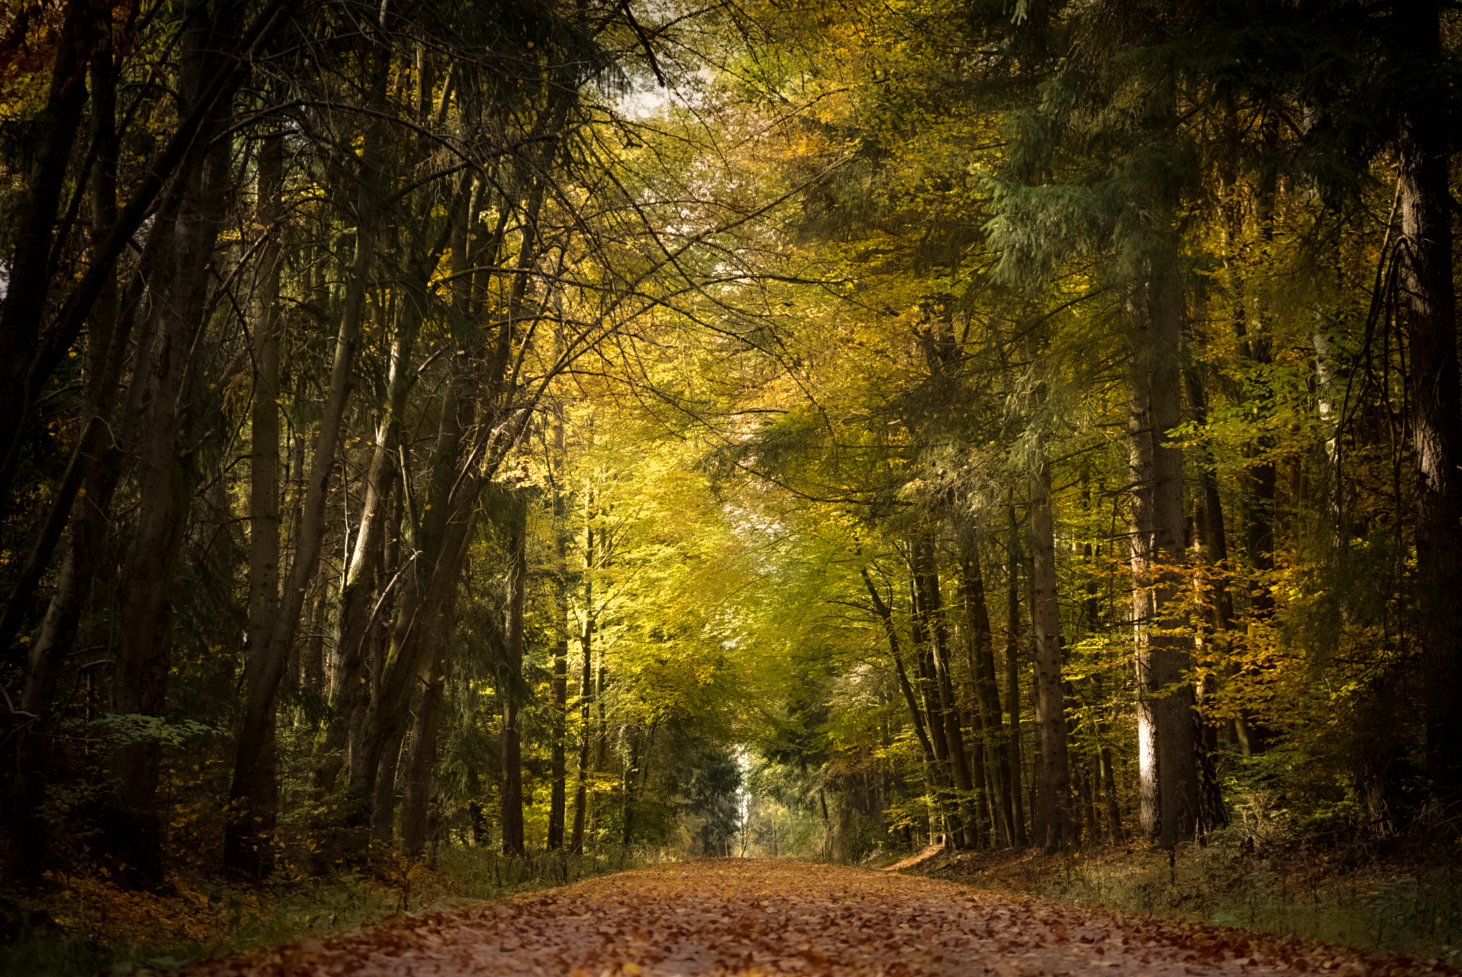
[1005,515,1028,847]
[501,490,527,856]
[1029,463,1072,848]
[959,540,1013,847]
[863,568,938,766]
[226,48,387,873]
[370,721,408,848]
[228,131,285,878]
[571,495,596,853]
[0,0,97,489]
[914,539,975,847]
[350,379,477,814]
[548,404,569,849]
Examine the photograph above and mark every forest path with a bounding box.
[189,860,1447,977]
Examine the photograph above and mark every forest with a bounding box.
[1,0,1461,965]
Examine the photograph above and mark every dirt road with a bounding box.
[188,860,1451,976]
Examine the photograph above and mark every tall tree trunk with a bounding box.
[548,408,569,850]
[909,570,956,842]
[109,5,238,883]
[501,490,527,856]
[0,0,290,498]
[1395,0,1462,808]
[350,372,476,813]
[913,539,975,847]
[571,494,596,853]
[1127,256,1199,849]
[225,48,387,873]
[0,0,97,490]
[959,538,1013,847]
[227,131,285,879]
[1029,463,1072,848]
[1005,514,1028,847]
[401,641,447,859]
[8,41,125,885]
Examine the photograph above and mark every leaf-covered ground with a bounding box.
[183,860,1455,977]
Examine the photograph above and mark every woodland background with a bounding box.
[2,0,1462,968]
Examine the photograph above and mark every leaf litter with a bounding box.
[179,860,1456,977]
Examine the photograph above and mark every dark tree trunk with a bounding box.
[1395,0,1462,808]
[401,642,447,859]
[109,5,238,883]
[0,0,99,489]
[1127,254,1200,849]
[0,0,290,498]
[548,419,570,849]
[863,568,937,766]
[959,539,1014,847]
[501,491,527,856]
[1005,514,1028,847]
[8,43,125,886]
[571,496,596,853]
[1029,463,1072,848]
[913,539,975,847]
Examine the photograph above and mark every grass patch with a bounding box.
[927,831,1462,967]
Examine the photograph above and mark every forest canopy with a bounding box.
[1,0,1460,900]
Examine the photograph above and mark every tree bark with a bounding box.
[1394,0,1462,808]
[8,43,126,886]
[571,493,596,853]
[959,543,1013,847]
[401,640,447,859]
[548,407,570,850]
[109,5,239,883]
[1127,258,1199,849]
[913,539,975,847]
[1005,514,1028,847]
[1029,463,1072,848]
[225,47,388,873]
[501,489,528,856]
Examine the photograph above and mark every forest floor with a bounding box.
[170,860,1453,977]
[0,847,634,974]
[891,835,1462,969]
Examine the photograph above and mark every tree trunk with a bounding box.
[0,0,289,498]
[1029,463,1072,848]
[109,7,238,882]
[548,410,570,850]
[571,495,596,853]
[401,642,446,859]
[225,48,387,873]
[501,490,527,856]
[0,0,98,490]
[863,568,938,767]
[959,539,1014,847]
[8,43,125,885]
[1005,514,1028,847]
[1127,258,1199,849]
[1395,0,1462,808]
[913,539,975,847]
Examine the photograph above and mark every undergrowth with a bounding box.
[0,845,656,976]
[930,829,1462,967]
